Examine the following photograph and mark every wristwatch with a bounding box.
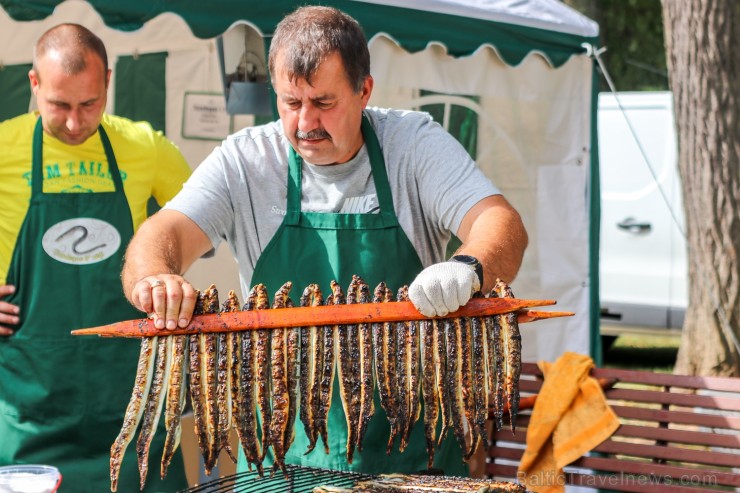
[449,254,483,288]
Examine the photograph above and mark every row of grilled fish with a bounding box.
[313,473,528,492]
[109,276,522,491]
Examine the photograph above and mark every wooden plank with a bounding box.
[615,423,740,449]
[571,456,740,488]
[612,404,740,430]
[591,438,740,468]
[590,367,740,393]
[567,471,719,493]
[605,387,740,412]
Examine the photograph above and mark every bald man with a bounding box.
[0,24,190,492]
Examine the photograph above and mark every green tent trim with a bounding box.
[0,0,598,68]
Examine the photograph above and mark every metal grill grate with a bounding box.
[180,464,376,493]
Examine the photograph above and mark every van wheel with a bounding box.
[601,335,618,353]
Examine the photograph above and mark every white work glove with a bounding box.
[408,261,481,317]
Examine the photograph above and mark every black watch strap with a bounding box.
[450,254,484,287]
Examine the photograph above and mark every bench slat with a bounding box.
[612,404,740,430]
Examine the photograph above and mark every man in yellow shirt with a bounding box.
[0,24,191,492]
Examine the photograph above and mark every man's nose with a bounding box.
[66,109,82,131]
[298,104,319,132]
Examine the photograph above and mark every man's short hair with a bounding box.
[33,23,108,82]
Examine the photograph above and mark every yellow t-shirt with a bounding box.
[0,112,192,284]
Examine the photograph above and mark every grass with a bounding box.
[602,333,681,373]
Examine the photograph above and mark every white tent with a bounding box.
[0,0,601,363]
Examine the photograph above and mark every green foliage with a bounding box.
[564,0,669,91]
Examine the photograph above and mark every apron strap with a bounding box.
[32,118,124,196]
[285,114,399,226]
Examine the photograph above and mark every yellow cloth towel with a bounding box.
[517,352,620,493]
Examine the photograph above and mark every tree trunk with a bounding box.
[662,0,740,376]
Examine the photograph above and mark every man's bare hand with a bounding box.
[131,275,197,330]
[0,284,19,336]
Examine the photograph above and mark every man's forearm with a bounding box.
[456,197,528,293]
[121,210,210,304]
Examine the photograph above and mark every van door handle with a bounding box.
[617,217,652,233]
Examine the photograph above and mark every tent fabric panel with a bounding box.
[369,38,594,361]
[0,63,32,121]
[114,52,168,133]
[0,0,598,67]
[355,0,599,37]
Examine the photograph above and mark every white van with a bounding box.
[598,92,687,330]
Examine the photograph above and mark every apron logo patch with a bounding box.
[42,218,121,265]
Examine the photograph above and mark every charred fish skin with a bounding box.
[356,278,375,452]
[445,316,469,459]
[380,284,401,455]
[334,279,358,464]
[487,290,505,432]
[215,291,240,465]
[420,316,438,468]
[188,290,211,472]
[398,286,421,452]
[161,332,189,479]
[110,336,157,492]
[269,281,293,478]
[469,293,490,457]
[235,287,263,476]
[458,315,475,459]
[494,280,521,434]
[394,287,410,454]
[316,291,337,454]
[343,276,363,463]
[253,284,272,461]
[284,296,300,458]
[300,284,324,454]
[135,334,170,490]
[202,285,221,475]
[433,318,450,448]
[371,282,393,453]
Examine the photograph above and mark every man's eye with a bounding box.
[286,101,300,109]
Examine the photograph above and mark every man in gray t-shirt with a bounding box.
[121,3,527,478]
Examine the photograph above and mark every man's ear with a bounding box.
[28,69,40,94]
[361,75,374,107]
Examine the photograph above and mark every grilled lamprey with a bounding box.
[300,284,324,454]
[253,284,273,461]
[372,282,400,455]
[269,281,294,478]
[316,288,338,454]
[234,285,265,476]
[493,280,522,434]
[160,333,188,479]
[110,336,157,492]
[202,286,221,474]
[355,473,528,492]
[469,293,490,457]
[420,316,438,468]
[356,278,375,452]
[396,286,421,453]
[136,334,170,489]
[333,279,358,464]
[188,286,220,474]
[215,290,240,465]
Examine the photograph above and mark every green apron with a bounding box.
[0,119,187,493]
[238,116,466,479]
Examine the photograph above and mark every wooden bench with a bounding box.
[487,362,740,492]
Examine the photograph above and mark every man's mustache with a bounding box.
[296,129,331,140]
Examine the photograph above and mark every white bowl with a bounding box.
[0,465,61,493]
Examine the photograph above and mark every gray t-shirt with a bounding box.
[165,107,499,296]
